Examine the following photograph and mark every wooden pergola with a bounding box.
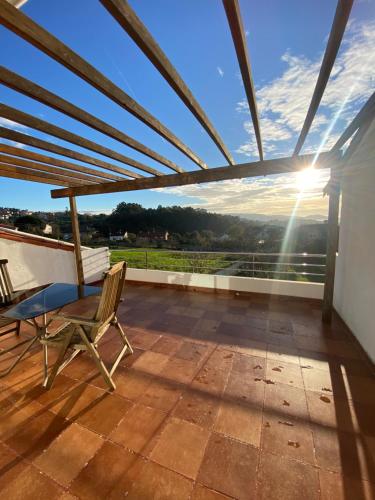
[1,0,373,322]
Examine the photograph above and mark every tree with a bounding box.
[14,215,44,233]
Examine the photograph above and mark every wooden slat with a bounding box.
[0,127,132,181]
[51,150,341,199]
[0,154,97,185]
[222,0,263,161]
[0,144,111,183]
[0,0,207,169]
[100,0,233,166]
[332,91,375,151]
[0,161,82,185]
[0,104,155,177]
[293,0,354,155]
[0,162,74,186]
[0,66,184,174]
[69,196,85,286]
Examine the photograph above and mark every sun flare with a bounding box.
[296,167,320,193]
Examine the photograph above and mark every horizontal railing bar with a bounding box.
[117,249,327,258]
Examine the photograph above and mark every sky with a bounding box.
[0,0,374,217]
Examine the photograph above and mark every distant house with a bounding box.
[109,232,126,241]
[43,224,53,235]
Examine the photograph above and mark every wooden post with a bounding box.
[322,167,341,323]
[69,196,84,286]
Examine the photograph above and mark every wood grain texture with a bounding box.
[0,66,184,174]
[222,0,263,160]
[100,0,232,165]
[69,196,85,286]
[51,151,341,199]
[0,162,74,186]
[0,0,207,169]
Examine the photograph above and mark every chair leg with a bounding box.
[77,326,116,391]
[114,318,133,354]
[44,331,74,390]
[16,320,20,336]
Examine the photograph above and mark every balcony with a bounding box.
[1,281,374,499]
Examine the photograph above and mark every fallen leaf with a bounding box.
[224,354,233,359]
[288,440,300,448]
[301,365,313,369]
[320,395,331,403]
[282,400,290,406]
[278,420,294,427]
[254,378,262,382]
[322,387,332,392]
[272,367,282,372]
[254,365,263,369]
[264,379,275,385]
[264,422,271,428]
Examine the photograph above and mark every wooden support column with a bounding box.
[322,167,341,323]
[69,196,84,286]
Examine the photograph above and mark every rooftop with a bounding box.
[1,282,374,499]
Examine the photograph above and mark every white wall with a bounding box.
[334,121,375,362]
[127,268,324,299]
[0,231,110,288]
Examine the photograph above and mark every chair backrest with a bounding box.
[0,259,14,305]
[90,261,127,342]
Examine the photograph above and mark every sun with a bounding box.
[296,167,320,193]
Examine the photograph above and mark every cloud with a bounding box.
[236,20,375,158]
[154,168,330,217]
[0,117,28,131]
[217,66,224,77]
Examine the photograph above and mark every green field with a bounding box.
[110,248,232,274]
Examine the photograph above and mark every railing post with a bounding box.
[252,254,255,277]
[145,251,148,270]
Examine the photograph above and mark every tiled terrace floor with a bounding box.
[0,283,375,499]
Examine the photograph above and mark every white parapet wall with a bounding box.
[0,228,110,288]
[126,268,324,299]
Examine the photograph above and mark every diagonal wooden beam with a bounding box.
[0,66,184,174]
[0,0,207,169]
[294,0,354,155]
[0,104,158,177]
[0,162,80,186]
[222,0,263,161]
[0,127,126,181]
[0,153,98,184]
[0,144,112,184]
[332,91,375,151]
[100,0,233,166]
[51,151,341,199]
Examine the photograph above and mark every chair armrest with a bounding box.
[52,313,100,327]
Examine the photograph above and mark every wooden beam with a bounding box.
[0,66,184,174]
[51,150,341,199]
[0,154,97,184]
[294,0,354,155]
[100,0,233,166]
[0,163,73,186]
[332,91,375,151]
[0,127,131,181]
[69,196,85,286]
[0,104,156,177]
[0,144,112,184]
[222,0,263,161]
[322,167,341,323]
[0,0,207,169]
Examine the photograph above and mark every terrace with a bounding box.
[0,0,375,498]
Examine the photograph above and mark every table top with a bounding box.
[3,283,101,320]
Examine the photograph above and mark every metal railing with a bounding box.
[111,250,326,283]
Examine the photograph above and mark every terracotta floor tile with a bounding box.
[175,341,213,364]
[162,356,201,384]
[302,366,348,398]
[268,319,294,335]
[5,409,69,460]
[127,329,161,350]
[125,460,193,499]
[0,442,29,491]
[0,464,64,499]
[319,469,375,500]
[235,338,267,358]
[214,400,262,447]
[70,441,138,500]
[192,365,229,397]
[139,378,183,412]
[264,382,309,421]
[151,417,210,479]
[266,359,304,389]
[132,351,170,376]
[192,484,234,499]
[232,353,266,378]
[34,423,104,487]
[225,370,265,407]
[96,367,153,402]
[173,388,220,429]
[198,433,259,499]
[257,450,319,500]
[312,425,375,481]
[267,344,300,365]
[109,403,167,454]
[262,413,315,465]
[151,335,183,355]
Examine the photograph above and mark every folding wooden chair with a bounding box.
[0,259,21,338]
[42,261,133,390]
